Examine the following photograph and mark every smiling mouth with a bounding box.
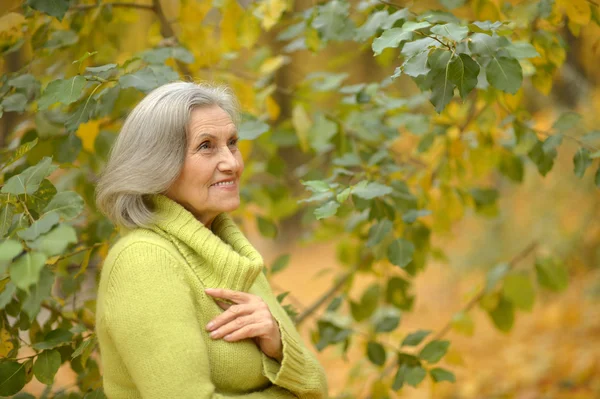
[211,180,236,187]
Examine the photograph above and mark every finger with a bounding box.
[206,303,254,331]
[222,321,272,342]
[205,288,252,304]
[209,314,258,339]
[215,301,231,311]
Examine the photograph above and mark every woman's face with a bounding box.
[166,105,244,228]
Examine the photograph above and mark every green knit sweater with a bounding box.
[96,195,328,398]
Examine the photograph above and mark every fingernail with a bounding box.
[210,330,218,338]
[223,334,231,341]
[206,322,214,331]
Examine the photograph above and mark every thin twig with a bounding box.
[53,242,103,263]
[296,265,358,326]
[535,129,600,153]
[18,197,35,224]
[381,241,538,378]
[42,303,95,330]
[71,2,154,11]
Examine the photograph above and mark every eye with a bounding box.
[198,141,211,150]
[229,138,239,147]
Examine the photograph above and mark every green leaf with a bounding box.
[372,28,413,55]
[83,388,107,399]
[374,310,401,333]
[271,254,290,275]
[311,0,354,41]
[118,68,160,93]
[430,367,456,383]
[528,140,556,176]
[404,365,427,387]
[139,47,194,64]
[419,340,450,363]
[32,328,74,350]
[542,134,563,153]
[9,252,47,290]
[27,0,71,20]
[402,329,431,346]
[469,33,505,56]
[44,30,78,50]
[42,191,84,220]
[552,112,582,132]
[402,209,431,224]
[470,188,498,208]
[451,311,474,336]
[402,37,438,57]
[430,63,455,113]
[356,10,392,42]
[351,284,380,322]
[403,50,430,78]
[28,179,57,215]
[29,224,77,257]
[386,277,414,311]
[17,212,60,241]
[257,216,277,238]
[0,240,22,264]
[573,148,592,178]
[0,281,17,309]
[440,0,466,9]
[430,23,468,42]
[314,201,339,220]
[1,157,58,195]
[33,349,61,385]
[239,119,269,140]
[2,93,28,113]
[502,272,535,311]
[0,204,15,239]
[352,181,393,200]
[447,53,480,99]
[0,360,27,396]
[367,220,393,247]
[0,138,38,169]
[302,180,330,193]
[486,56,522,94]
[387,238,415,268]
[485,262,509,292]
[71,335,96,367]
[22,267,55,320]
[402,21,432,31]
[38,76,86,109]
[499,152,524,182]
[506,42,540,59]
[367,341,386,366]
[309,113,337,153]
[535,258,568,292]
[488,296,514,332]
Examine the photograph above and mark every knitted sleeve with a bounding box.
[104,242,295,399]
[254,274,329,398]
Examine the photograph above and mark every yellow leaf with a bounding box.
[220,0,243,52]
[76,120,101,153]
[255,0,288,30]
[238,12,261,48]
[305,27,321,52]
[503,89,523,112]
[259,55,287,75]
[474,0,502,21]
[266,96,280,120]
[230,79,256,113]
[558,0,591,25]
[238,140,253,160]
[0,328,13,358]
[532,71,553,95]
[292,104,311,152]
[0,12,25,45]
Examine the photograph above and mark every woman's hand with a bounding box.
[204,288,283,362]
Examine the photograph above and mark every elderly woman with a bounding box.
[95,82,328,398]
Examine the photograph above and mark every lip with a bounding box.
[210,179,237,189]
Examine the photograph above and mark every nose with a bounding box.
[217,145,240,173]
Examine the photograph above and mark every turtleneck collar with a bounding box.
[148,194,264,292]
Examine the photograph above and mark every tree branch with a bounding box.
[381,241,538,378]
[151,0,193,78]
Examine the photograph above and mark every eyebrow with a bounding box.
[195,132,238,141]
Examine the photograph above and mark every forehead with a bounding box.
[188,106,236,141]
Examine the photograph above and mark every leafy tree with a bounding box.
[0,0,598,397]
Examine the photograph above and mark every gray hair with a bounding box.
[95,81,239,229]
